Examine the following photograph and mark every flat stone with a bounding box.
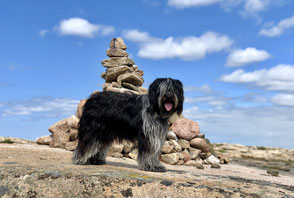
[161,153,179,165]
[36,136,52,145]
[105,66,132,83]
[107,48,128,57]
[117,73,143,86]
[101,57,134,68]
[122,82,139,91]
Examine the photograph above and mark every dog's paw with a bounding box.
[89,158,106,165]
[142,165,167,172]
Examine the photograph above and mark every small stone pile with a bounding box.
[101,38,148,95]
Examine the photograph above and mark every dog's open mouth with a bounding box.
[164,102,173,112]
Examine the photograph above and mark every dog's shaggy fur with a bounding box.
[72,78,184,172]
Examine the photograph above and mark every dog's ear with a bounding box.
[173,79,184,115]
[148,78,162,109]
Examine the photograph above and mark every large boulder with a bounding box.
[170,118,200,141]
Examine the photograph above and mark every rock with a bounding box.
[211,164,221,169]
[105,66,132,83]
[65,140,78,151]
[110,152,123,158]
[122,140,136,154]
[177,153,184,160]
[48,118,70,135]
[111,81,122,88]
[129,149,138,160]
[204,155,220,165]
[36,136,52,145]
[106,48,128,57]
[267,169,279,177]
[218,154,230,164]
[189,148,202,160]
[170,118,199,141]
[190,138,209,153]
[166,131,178,141]
[178,139,190,150]
[109,37,127,50]
[182,152,191,163]
[69,128,78,141]
[101,72,106,80]
[170,140,182,153]
[76,99,87,118]
[109,142,124,155]
[161,141,174,154]
[196,164,205,169]
[177,160,185,165]
[138,87,148,95]
[104,84,139,95]
[184,160,200,166]
[161,153,179,165]
[50,131,70,149]
[135,69,144,76]
[122,82,139,91]
[117,73,143,86]
[101,57,135,68]
[68,115,79,129]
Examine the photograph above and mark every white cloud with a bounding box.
[168,0,222,9]
[221,64,294,91]
[242,0,270,15]
[259,15,294,37]
[226,47,271,67]
[123,30,233,60]
[272,94,294,106]
[184,84,212,94]
[56,18,114,38]
[185,96,228,106]
[1,97,79,117]
[39,29,49,37]
[184,105,294,148]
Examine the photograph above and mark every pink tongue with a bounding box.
[164,103,173,111]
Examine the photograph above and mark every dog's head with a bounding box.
[148,78,184,119]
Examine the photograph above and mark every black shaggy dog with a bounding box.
[73,78,184,172]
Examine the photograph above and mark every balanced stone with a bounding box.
[122,82,139,91]
[106,48,128,57]
[101,57,135,68]
[109,37,127,50]
[105,66,132,83]
[117,73,143,86]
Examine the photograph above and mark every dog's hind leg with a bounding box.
[88,143,111,165]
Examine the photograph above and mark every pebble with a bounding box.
[267,169,279,177]
[211,164,221,169]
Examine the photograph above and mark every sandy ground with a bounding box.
[1,143,294,198]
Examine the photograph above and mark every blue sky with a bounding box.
[1,0,294,148]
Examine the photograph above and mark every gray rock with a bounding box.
[267,169,279,177]
[211,164,221,169]
[204,155,220,165]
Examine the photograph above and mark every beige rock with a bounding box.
[36,136,52,145]
[135,69,144,76]
[178,139,190,150]
[112,81,122,88]
[76,99,87,118]
[117,73,143,86]
[104,84,139,95]
[122,140,136,154]
[190,138,209,153]
[65,140,78,151]
[161,153,179,165]
[177,160,185,165]
[69,128,78,141]
[68,115,79,129]
[184,160,200,166]
[129,148,138,160]
[101,57,134,68]
[190,148,202,160]
[109,37,127,50]
[168,113,184,126]
[177,153,184,160]
[138,87,148,95]
[161,141,174,154]
[170,140,182,152]
[170,118,199,141]
[122,82,139,91]
[50,131,70,149]
[106,66,132,83]
[48,118,70,135]
[101,72,106,80]
[106,48,128,57]
[109,142,124,155]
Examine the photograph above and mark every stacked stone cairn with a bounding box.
[101,38,148,95]
[37,38,229,169]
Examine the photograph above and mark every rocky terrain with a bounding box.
[1,138,294,198]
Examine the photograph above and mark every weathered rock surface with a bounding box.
[171,118,200,141]
[109,37,127,50]
[1,141,294,198]
[36,135,52,145]
[190,138,209,153]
